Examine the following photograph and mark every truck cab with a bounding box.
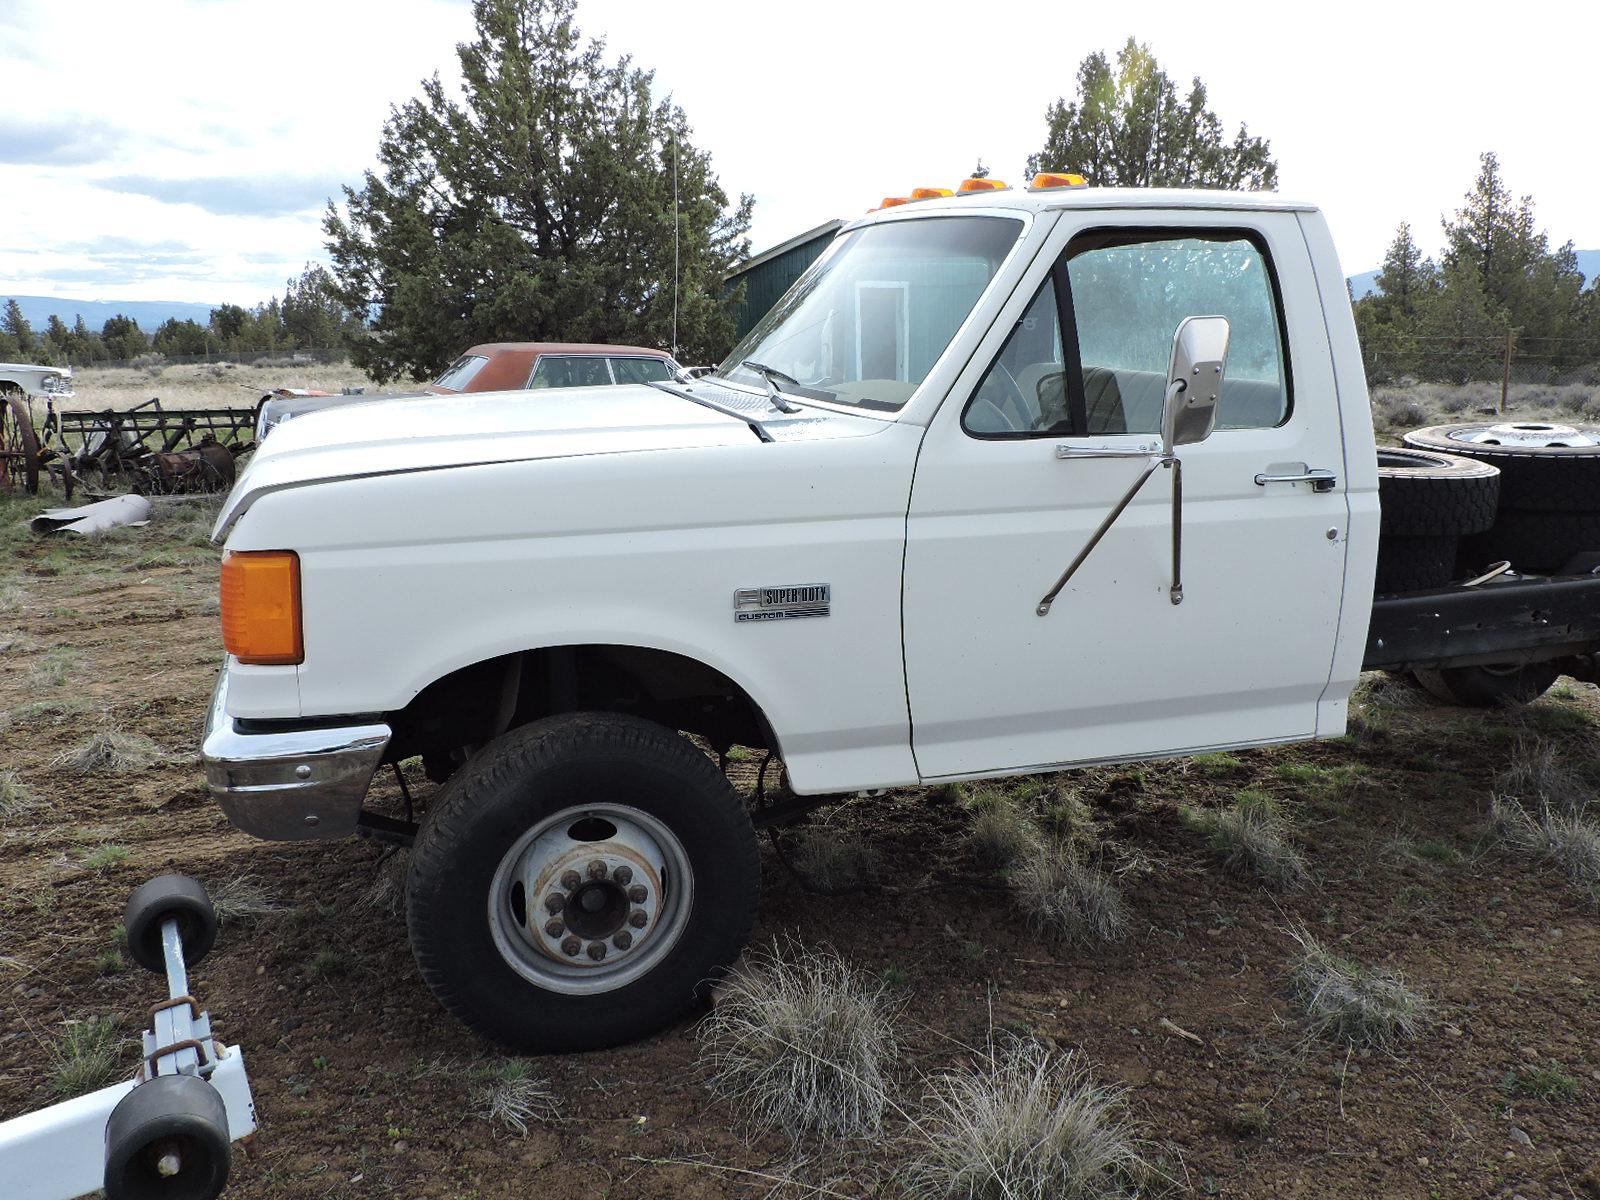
[202,178,1393,1050]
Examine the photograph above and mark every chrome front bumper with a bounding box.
[202,664,391,840]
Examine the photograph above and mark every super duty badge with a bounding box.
[734,584,830,622]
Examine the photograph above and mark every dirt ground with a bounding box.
[3,443,1600,1198]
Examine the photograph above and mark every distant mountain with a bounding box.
[4,295,219,332]
[1348,249,1599,299]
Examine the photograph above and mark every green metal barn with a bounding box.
[723,219,843,339]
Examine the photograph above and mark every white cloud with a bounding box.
[1,0,1597,308]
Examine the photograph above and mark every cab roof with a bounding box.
[848,185,1318,231]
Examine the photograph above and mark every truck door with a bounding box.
[902,211,1351,780]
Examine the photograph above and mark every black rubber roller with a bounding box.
[104,1073,231,1200]
[124,875,218,975]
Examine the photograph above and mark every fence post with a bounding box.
[1500,329,1515,414]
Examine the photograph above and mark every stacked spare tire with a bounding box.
[1402,422,1600,576]
[1374,447,1500,593]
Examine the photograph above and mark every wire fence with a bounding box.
[1362,334,1600,397]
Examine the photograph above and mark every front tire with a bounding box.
[406,712,760,1052]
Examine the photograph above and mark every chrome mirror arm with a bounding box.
[1037,381,1190,616]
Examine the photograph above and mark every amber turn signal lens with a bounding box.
[220,550,303,665]
[957,178,1008,192]
[1029,171,1088,190]
[909,186,953,200]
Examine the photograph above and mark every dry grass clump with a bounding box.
[210,875,284,924]
[787,827,881,892]
[966,790,1044,868]
[0,770,42,822]
[1496,739,1590,816]
[52,728,167,774]
[1010,843,1129,946]
[1287,928,1427,1046]
[50,1016,125,1098]
[1187,792,1310,890]
[473,1059,557,1135]
[357,849,409,916]
[1491,796,1600,891]
[909,1037,1151,1200]
[701,942,900,1139]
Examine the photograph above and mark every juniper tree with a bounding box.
[324,0,751,382]
[1027,39,1277,190]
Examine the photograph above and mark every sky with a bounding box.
[2,0,1598,309]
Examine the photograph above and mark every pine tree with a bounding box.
[324,0,752,382]
[2,299,36,357]
[1027,39,1277,190]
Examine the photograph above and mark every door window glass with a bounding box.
[609,356,672,384]
[528,356,613,389]
[1067,232,1289,433]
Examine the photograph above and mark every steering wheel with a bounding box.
[980,362,1030,432]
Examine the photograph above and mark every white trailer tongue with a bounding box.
[0,876,257,1200]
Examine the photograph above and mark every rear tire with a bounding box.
[406,712,760,1052]
[1411,662,1560,708]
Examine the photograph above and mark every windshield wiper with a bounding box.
[646,380,774,443]
[741,360,803,414]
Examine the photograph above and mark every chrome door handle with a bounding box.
[1254,468,1337,493]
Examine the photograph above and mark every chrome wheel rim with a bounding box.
[487,803,693,995]
[1448,422,1600,449]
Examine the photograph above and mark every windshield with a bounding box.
[719,215,1023,411]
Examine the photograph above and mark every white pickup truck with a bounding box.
[202,178,1600,1051]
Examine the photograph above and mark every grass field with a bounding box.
[56,359,392,413]
[2,367,1600,1197]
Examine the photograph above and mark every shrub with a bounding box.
[909,1038,1150,1200]
[700,942,899,1139]
[1010,844,1129,946]
[0,770,41,822]
[1287,928,1426,1045]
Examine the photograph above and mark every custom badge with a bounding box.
[734,584,831,622]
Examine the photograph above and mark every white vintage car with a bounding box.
[0,361,73,398]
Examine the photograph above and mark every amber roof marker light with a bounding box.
[221,550,304,666]
[957,177,1009,193]
[908,186,954,201]
[1029,171,1089,190]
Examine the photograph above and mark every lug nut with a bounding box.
[544,919,565,938]
[543,892,565,914]
[612,864,633,885]
[586,859,608,881]
[560,935,581,957]
[586,941,608,961]
[627,884,648,904]
[560,870,582,891]
[628,910,649,929]
[613,931,633,951]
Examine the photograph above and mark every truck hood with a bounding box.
[214,381,887,541]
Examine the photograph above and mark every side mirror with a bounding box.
[1162,315,1230,452]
